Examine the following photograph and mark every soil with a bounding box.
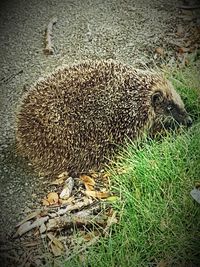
[0,0,199,265]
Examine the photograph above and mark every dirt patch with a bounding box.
[0,0,199,265]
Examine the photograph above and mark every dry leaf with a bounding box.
[80,175,95,191]
[14,221,32,237]
[50,243,62,257]
[52,237,63,250]
[14,216,49,237]
[85,190,110,199]
[42,199,50,206]
[16,210,41,227]
[60,177,74,199]
[47,192,59,205]
[47,233,64,256]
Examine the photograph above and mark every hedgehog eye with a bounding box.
[167,105,173,111]
[151,91,163,106]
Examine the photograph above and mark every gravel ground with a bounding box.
[0,0,198,258]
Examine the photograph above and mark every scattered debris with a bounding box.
[171,23,200,66]
[59,177,74,199]
[14,216,49,237]
[44,16,58,55]
[13,171,118,264]
[47,233,64,256]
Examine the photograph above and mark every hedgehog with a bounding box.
[16,60,192,176]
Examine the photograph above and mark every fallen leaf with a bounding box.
[42,199,50,206]
[47,192,59,205]
[14,216,49,237]
[47,233,64,256]
[51,243,62,257]
[16,210,41,227]
[53,237,64,250]
[14,221,32,237]
[80,175,96,191]
[60,177,74,199]
[85,190,110,199]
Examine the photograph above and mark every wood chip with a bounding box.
[44,17,58,55]
[60,177,74,199]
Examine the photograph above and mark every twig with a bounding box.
[44,17,58,55]
[179,5,200,10]
[56,198,93,216]
[46,214,107,231]
[0,69,23,84]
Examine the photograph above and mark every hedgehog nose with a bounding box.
[186,116,192,127]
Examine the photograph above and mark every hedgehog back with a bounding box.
[16,61,152,175]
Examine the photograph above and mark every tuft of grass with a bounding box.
[64,64,200,267]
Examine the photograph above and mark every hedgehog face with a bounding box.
[151,87,192,130]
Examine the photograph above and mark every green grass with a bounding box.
[64,63,200,267]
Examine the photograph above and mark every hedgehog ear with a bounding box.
[151,91,163,106]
